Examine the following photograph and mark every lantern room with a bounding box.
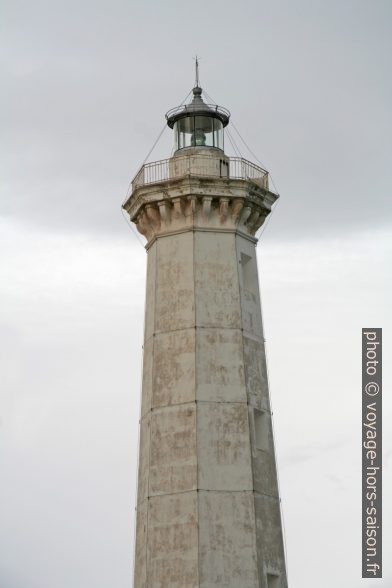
[166,86,230,153]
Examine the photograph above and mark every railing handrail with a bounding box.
[131,155,269,192]
[231,156,267,174]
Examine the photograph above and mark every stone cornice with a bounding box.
[123,175,279,245]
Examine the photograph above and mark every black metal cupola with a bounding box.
[165,61,230,153]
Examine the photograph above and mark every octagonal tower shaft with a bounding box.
[124,149,287,588]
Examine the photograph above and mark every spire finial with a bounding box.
[194,55,200,88]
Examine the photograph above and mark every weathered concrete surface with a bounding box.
[254,494,287,586]
[137,413,150,503]
[155,231,195,332]
[149,404,197,496]
[148,491,199,588]
[144,240,157,342]
[168,146,230,181]
[130,148,287,587]
[197,402,253,491]
[152,328,196,407]
[198,491,259,587]
[243,335,270,411]
[194,231,241,329]
[196,328,246,403]
[134,498,148,588]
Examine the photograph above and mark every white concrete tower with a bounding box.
[123,75,288,588]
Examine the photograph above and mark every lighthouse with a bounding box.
[123,70,288,588]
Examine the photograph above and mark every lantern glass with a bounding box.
[174,116,224,151]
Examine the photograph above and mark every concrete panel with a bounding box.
[198,491,259,587]
[248,406,279,497]
[243,335,270,411]
[254,493,287,587]
[149,404,197,495]
[137,413,150,503]
[153,328,195,408]
[196,327,246,402]
[144,241,157,341]
[134,500,147,588]
[155,232,195,332]
[141,336,153,417]
[169,147,229,183]
[252,452,279,500]
[236,235,263,337]
[252,449,279,498]
[197,402,253,491]
[194,231,241,328]
[148,491,199,588]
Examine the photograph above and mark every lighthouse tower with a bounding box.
[123,72,288,588]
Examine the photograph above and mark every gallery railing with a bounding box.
[131,155,269,193]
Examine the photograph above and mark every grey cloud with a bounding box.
[1,0,391,238]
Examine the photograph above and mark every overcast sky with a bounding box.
[1,1,391,587]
